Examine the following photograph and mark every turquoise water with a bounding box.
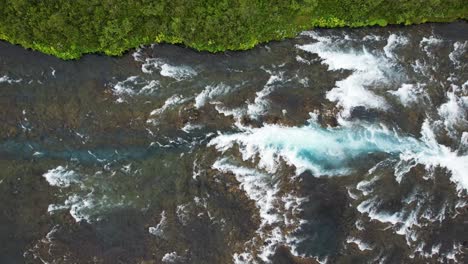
[211,121,425,176]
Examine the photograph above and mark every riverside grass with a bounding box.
[0,0,467,59]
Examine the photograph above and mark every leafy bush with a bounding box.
[0,0,466,59]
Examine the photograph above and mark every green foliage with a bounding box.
[0,0,466,59]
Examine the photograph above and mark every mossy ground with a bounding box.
[0,0,467,59]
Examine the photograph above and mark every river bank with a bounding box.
[0,0,467,59]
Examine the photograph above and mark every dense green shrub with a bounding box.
[0,0,466,59]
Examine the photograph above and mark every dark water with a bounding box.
[0,22,467,264]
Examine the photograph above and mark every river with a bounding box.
[0,22,467,264]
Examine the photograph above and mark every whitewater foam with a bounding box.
[402,120,468,192]
[162,251,184,263]
[43,166,79,188]
[449,41,467,68]
[142,58,197,80]
[112,76,160,102]
[147,94,188,125]
[213,160,281,226]
[207,115,468,262]
[213,158,307,263]
[0,75,22,84]
[420,36,444,58]
[388,83,427,107]
[149,211,167,238]
[346,237,374,251]
[298,33,398,117]
[195,83,232,109]
[210,121,422,176]
[437,86,467,137]
[384,34,409,60]
[149,94,186,116]
[247,71,285,119]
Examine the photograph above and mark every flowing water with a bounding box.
[0,22,467,264]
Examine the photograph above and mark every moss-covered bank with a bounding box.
[0,0,467,59]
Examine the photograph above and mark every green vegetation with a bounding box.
[0,0,466,59]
